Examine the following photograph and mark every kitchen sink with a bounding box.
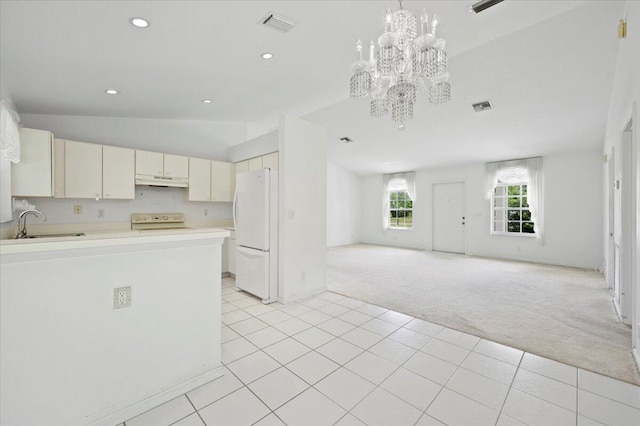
[23,232,85,239]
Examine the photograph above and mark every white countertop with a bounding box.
[0,227,230,255]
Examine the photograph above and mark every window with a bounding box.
[486,157,543,239]
[383,172,415,230]
[492,182,535,234]
[389,189,413,229]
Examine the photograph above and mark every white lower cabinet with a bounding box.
[65,140,102,199]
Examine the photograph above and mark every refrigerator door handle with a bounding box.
[237,245,268,256]
[232,184,238,230]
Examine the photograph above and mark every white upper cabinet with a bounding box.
[135,150,164,176]
[11,128,54,197]
[235,160,249,174]
[164,154,188,178]
[211,160,232,202]
[262,152,279,170]
[103,146,135,199]
[187,158,211,202]
[248,156,263,171]
[65,140,102,199]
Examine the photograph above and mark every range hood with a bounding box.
[135,174,189,188]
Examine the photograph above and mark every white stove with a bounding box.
[131,213,189,231]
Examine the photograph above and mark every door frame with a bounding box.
[431,180,467,254]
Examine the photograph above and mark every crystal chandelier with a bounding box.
[349,0,451,129]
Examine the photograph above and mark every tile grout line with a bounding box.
[494,351,525,425]
[222,286,634,426]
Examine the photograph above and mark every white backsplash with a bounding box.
[16,186,233,226]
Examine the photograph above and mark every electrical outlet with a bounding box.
[113,286,131,309]
[98,209,105,218]
[74,205,83,215]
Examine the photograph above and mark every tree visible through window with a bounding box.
[492,182,534,234]
[390,190,413,229]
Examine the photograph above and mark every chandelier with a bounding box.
[349,1,451,129]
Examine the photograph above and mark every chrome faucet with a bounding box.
[16,209,46,239]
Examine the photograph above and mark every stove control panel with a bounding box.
[131,213,185,224]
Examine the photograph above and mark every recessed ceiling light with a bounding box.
[202,99,212,104]
[130,17,149,28]
[261,52,274,59]
[105,89,119,95]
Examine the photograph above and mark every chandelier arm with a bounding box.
[398,0,404,10]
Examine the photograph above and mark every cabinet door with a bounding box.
[11,128,53,197]
[52,139,65,198]
[135,150,163,176]
[187,157,211,202]
[262,152,279,170]
[211,160,232,202]
[103,146,135,199]
[235,160,249,174]
[65,140,102,199]
[164,154,189,178]
[248,157,263,171]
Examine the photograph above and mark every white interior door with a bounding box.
[608,146,616,292]
[433,182,465,254]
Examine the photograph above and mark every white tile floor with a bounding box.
[122,278,640,426]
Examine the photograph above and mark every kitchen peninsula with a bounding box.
[0,227,229,426]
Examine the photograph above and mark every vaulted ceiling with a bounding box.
[1,1,623,175]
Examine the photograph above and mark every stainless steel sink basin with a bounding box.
[23,233,85,239]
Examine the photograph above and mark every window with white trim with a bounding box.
[486,157,543,239]
[389,189,413,229]
[383,172,415,230]
[492,182,534,234]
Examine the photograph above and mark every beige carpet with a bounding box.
[327,244,640,386]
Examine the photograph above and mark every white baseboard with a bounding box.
[88,366,224,426]
[612,298,623,322]
[277,286,328,304]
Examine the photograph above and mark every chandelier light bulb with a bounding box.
[420,9,429,35]
[385,8,393,31]
[431,14,439,37]
[356,39,363,61]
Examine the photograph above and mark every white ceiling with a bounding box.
[0,1,623,175]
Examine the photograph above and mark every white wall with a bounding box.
[20,114,245,160]
[601,1,640,360]
[327,161,362,247]
[361,150,604,269]
[20,186,232,226]
[278,115,328,302]
[226,131,278,163]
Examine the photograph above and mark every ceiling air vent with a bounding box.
[259,11,298,33]
[340,137,354,143]
[472,101,492,112]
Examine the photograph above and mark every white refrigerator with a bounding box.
[233,169,278,303]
